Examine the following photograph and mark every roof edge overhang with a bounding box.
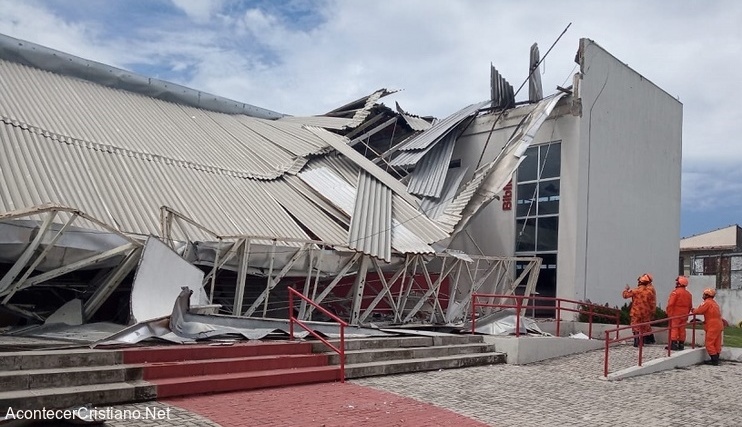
[0,33,286,119]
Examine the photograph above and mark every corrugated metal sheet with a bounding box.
[394,102,432,131]
[400,113,432,131]
[310,155,361,185]
[298,165,445,255]
[0,122,310,242]
[283,175,349,227]
[437,93,566,235]
[0,33,285,119]
[348,171,392,261]
[0,56,452,258]
[277,115,358,130]
[346,89,387,128]
[419,167,468,221]
[305,126,421,207]
[391,194,448,244]
[406,133,456,198]
[491,65,515,110]
[0,60,328,180]
[392,100,490,153]
[390,219,435,255]
[298,167,358,216]
[264,179,348,245]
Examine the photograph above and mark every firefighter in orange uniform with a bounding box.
[665,276,693,350]
[644,274,657,344]
[692,288,723,365]
[623,274,654,347]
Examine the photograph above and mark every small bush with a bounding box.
[577,302,626,325]
[653,306,668,326]
[577,302,667,326]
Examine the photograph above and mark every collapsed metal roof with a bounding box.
[0,55,447,261]
[0,33,558,329]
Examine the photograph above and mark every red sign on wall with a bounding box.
[502,179,513,211]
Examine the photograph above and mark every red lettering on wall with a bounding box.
[502,180,513,211]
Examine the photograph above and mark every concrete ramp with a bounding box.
[606,347,742,381]
[604,348,706,381]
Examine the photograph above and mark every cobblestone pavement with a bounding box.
[354,344,742,427]
[91,344,740,426]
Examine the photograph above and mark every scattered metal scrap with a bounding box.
[469,309,548,336]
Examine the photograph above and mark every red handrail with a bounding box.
[602,314,698,377]
[288,287,348,383]
[470,293,621,339]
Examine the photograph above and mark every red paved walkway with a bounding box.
[165,382,490,426]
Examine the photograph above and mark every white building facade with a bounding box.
[448,39,683,312]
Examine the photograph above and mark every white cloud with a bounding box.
[0,0,140,67]
[170,0,223,23]
[0,0,741,236]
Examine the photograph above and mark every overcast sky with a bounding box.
[1,0,740,238]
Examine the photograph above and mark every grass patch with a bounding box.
[685,325,742,348]
[724,326,742,348]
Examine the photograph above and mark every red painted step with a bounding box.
[142,353,329,380]
[152,366,341,398]
[122,341,313,364]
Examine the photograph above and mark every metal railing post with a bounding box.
[556,299,561,337]
[471,294,477,334]
[289,289,294,341]
[515,296,522,337]
[588,305,594,339]
[287,287,348,383]
[604,330,610,377]
[339,323,346,383]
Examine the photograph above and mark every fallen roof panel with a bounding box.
[392,100,490,153]
[406,133,456,198]
[348,171,393,262]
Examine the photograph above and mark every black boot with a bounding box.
[633,337,639,347]
[704,354,719,365]
[677,342,685,351]
[666,341,679,350]
[711,354,720,366]
[647,334,656,344]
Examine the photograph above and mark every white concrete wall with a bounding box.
[716,290,742,326]
[688,275,742,325]
[571,39,683,309]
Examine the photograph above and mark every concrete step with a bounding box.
[151,365,341,398]
[122,341,313,364]
[344,352,506,379]
[0,381,156,412]
[141,353,329,380]
[311,334,485,352]
[0,365,142,391]
[0,348,122,371]
[327,343,496,365]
